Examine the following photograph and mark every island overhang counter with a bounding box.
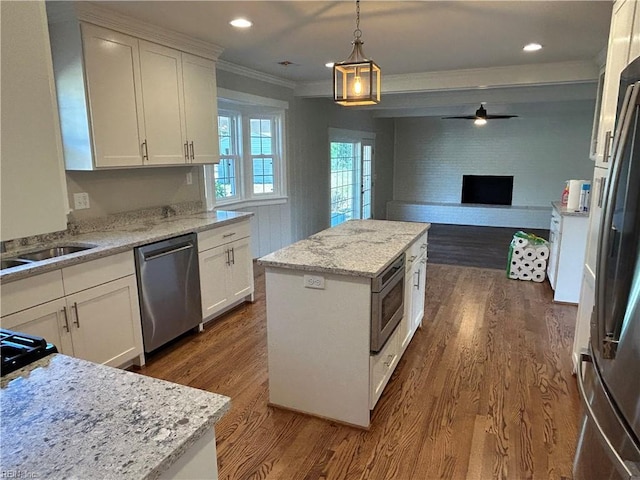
[258,219,430,428]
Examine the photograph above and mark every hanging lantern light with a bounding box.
[333,0,381,106]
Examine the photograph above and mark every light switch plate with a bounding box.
[73,192,90,210]
[303,274,325,289]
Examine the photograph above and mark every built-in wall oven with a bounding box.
[371,254,405,353]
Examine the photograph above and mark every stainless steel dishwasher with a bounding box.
[134,233,202,353]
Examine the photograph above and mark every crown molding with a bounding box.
[295,60,600,98]
[216,60,296,89]
[47,1,223,61]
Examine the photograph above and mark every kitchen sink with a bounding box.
[17,245,96,262]
[0,259,32,270]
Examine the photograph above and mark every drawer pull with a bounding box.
[222,232,236,238]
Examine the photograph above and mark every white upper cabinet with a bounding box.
[139,41,188,165]
[82,24,145,168]
[138,43,219,165]
[1,1,68,241]
[595,0,637,168]
[182,53,219,164]
[47,3,222,170]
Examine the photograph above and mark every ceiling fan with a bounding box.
[442,104,518,125]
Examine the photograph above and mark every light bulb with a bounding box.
[474,118,487,126]
[354,76,362,95]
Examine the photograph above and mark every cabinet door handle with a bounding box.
[225,249,230,266]
[189,141,195,161]
[142,140,149,162]
[414,270,420,289]
[230,247,235,265]
[597,177,606,208]
[603,130,613,163]
[184,142,189,162]
[61,306,70,332]
[72,302,80,328]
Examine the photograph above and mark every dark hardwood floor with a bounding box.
[137,256,580,480]
[427,224,550,270]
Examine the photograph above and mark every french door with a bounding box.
[330,137,374,226]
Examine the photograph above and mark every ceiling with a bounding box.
[89,1,612,115]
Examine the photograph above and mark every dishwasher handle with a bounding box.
[143,243,194,261]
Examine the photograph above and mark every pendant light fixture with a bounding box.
[333,0,381,106]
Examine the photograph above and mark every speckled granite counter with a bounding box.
[0,210,252,283]
[0,354,230,480]
[258,219,430,277]
[552,201,590,217]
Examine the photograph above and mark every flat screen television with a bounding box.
[461,175,513,206]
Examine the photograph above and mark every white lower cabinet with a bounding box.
[0,252,144,367]
[411,254,427,331]
[65,276,143,366]
[400,232,428,353]
[546,204,589,303]
[1,298,74,356]
[370,326,399,408]
[572,270,596,371]
[198,220,254,321]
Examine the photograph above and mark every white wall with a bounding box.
[390,100,595,227]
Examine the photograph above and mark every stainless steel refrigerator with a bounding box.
[573,58,640,479]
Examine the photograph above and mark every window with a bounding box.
[250,117,276,195]
[329,129,375,226]
[215,113,239,200]
[205,95,286,209]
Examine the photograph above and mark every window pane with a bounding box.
[214,158,237,199]
[330,141,357,226]
[253,157,274,194]
[218,115,234,156]
[250,118,273,155]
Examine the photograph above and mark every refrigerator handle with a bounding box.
[577,351,640,479]
[596,82,640,359]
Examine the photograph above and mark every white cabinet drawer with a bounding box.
[369,327,399,409]
[1,270,65,317]
[198,221,251,252]
[407,231,428,264]
[62,251,135,295]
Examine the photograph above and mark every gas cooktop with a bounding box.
[1,329,57,376]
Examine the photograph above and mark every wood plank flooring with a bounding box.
[137,261,581,480]
[427,224,550,270]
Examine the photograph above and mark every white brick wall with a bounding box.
[390,102,595,227]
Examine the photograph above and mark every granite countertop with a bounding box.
[258,219,430,278]
[0,354,230,480]
[552,201,590,217]
[0,209,252,283]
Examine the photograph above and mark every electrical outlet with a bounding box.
[73,192,90,210]
[186,172,193,185]
[303,274,325,289]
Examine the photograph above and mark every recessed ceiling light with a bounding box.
[523,43,543,52]
[230,18,252,28]
[325,62,335,68]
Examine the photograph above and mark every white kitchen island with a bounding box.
[258,219,430,428]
